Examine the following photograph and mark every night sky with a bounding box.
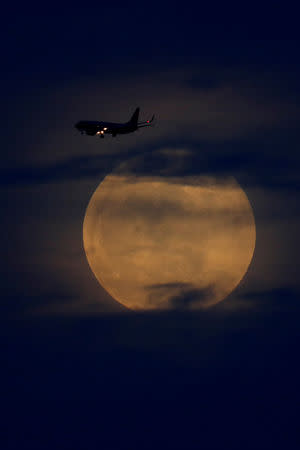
[1,7,300,450]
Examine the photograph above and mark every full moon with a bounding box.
[83,151,256,310]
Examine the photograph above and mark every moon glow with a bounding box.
[83,152,256,310]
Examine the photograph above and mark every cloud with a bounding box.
[2,130,300,197]
[146,282,216,310]
[241,287,300,310]
[1,153,114,186]
[120,137,300,198]
[170,284,216,309]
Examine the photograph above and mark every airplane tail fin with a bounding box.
[129,107,140,126]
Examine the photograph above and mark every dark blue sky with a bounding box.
[1,7,300,449]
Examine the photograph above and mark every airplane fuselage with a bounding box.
[75,120,137,137]
[74,108,154,138]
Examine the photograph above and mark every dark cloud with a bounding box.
[169,284,216,309]
[242,287,300,310]
[145,282,195,309]
[1,152,114,186]
[2,128,300,197]
[1,293,77,318]
[146,282,216,309]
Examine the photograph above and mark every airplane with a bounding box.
[74,107,154,138]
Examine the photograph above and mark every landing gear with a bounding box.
[100,134,104,139]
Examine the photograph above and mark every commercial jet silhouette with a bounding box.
[75,107,154,138]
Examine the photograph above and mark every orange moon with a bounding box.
[83,152,256,310]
